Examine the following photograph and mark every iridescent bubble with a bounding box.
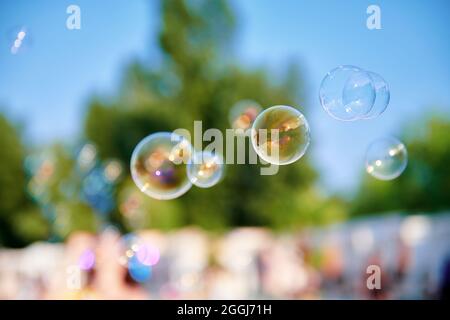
[187,151,224,188]
[320,65,375,121]
[229,100,262,131]
[251,105,310,165]
[359,72,390,119]
[130,132,193,200]
[365,137,408,180]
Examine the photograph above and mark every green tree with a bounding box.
[83,0,345,231]
[351,115,450,215]
[0,114,49,247]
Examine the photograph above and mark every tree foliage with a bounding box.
[83,0,343,231]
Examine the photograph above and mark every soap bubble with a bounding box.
[359,72,390,119]
[229,100,262,131]
[251,105,310,165]
[320,65,375,121]
[130,132,192,200]
[365,137,407,180]
[187,151,224,188]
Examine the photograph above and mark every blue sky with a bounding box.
[1,0,449,194]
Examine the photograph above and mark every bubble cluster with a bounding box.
[251,105,310,165]
[187,151,224,188]
[130,132,193,200]
[319,65,389,121]
[229,100,262,131]
[365,137,407,180]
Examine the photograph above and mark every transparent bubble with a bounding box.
[359,72,390,119]
[365,137,408,180]
[229,100,262,131]
[320,65,376,121]
[130,132,193,200]
[251,105,310,165]
[187,151,224,188]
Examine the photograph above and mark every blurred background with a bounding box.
[0,0,450,299]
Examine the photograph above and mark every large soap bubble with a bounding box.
[365,137,408,180]
[130,132,192,200]
[251,105,310,165]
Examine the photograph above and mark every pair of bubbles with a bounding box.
[131,103,311,200]
[130,132,225,200]
[320,65,407,180]
[319,65,390,121]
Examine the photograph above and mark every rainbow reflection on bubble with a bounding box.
[130,132,193,200]
[251,105,310,165]
[187,151,224,188]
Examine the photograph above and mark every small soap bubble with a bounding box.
[187,151,224,188]
[365,137,407,180]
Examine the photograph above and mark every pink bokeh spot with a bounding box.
[78,249,95,270]
[136,244,160,266]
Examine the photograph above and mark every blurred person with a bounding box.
[44,231,96,299]
[320,242,346,299]
[93,228,149,299]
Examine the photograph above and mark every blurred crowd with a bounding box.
[1,213,450,300]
